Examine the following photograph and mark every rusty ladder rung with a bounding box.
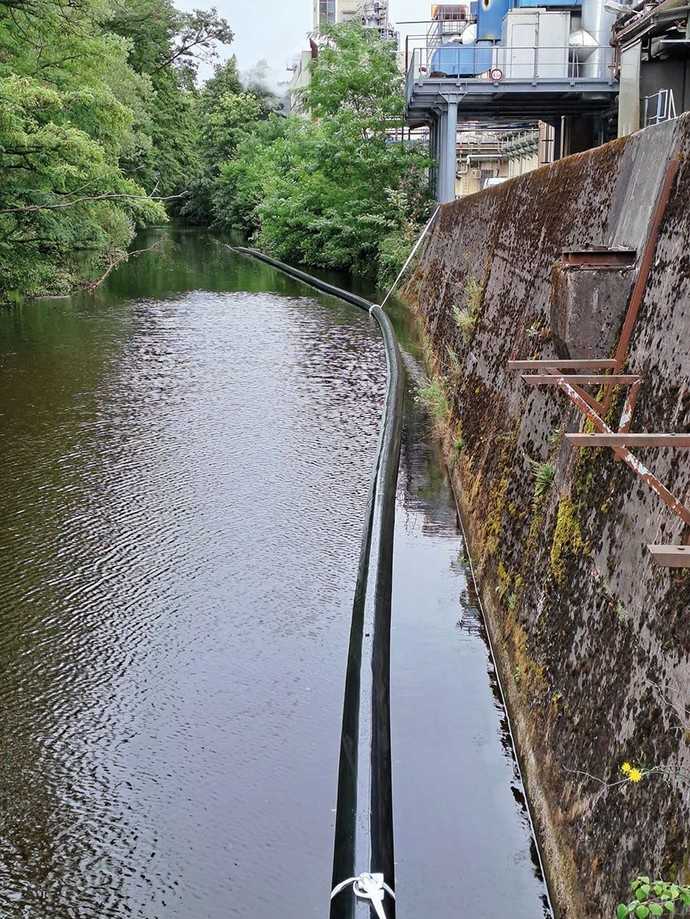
[566,434,690,448]
[648,545,690,568]
[508,359,618,370]
[521,374,640,386]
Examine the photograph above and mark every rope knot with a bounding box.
[331,872,395,919]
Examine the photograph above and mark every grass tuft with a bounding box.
[527,457,556,509]
[416,376,450,424]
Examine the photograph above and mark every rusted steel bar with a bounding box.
[561,248,637,269]
[647,545,690,568]
[522,374,640,386]
[554,377,690,527]
[618,378,642,434]
[566,434,690,447]
[566,380,606,414]
[508,359,618,370]
[613,157,681,371]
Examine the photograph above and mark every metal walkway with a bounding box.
[405,46,618,202]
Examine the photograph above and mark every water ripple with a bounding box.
[0,244,386,919]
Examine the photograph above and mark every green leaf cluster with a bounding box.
[0,0,231,301]
[205,23,433,281]
[526,457,556,508]
[416,376,450,424]
[617,877,690,918]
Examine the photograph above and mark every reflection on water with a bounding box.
[0,230,386,919]
[0,229,550,919]
[389,319,551,918]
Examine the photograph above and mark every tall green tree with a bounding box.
[107,0,232,200]
[0,0,164,299]
[210,23,432,280]
[0,0,232,301]
[180,56,274,225]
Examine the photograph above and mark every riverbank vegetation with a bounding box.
[1,6,431,303]
[203,25,432,281]
[0,0,233,301]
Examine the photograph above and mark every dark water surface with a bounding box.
[0,229,549,919]
[387,335,551,919]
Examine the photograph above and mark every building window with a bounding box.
[320,0,336,27]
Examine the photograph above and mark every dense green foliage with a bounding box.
[180,57,276,226]
[0,0,230,300]
[204,24,432,281]
[617,877,690,917]
[1,12,431,301]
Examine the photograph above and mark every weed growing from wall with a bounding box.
[616,876,690,917]
[416,376,450,425]
[452,276,484,342]
[527,458,556,510]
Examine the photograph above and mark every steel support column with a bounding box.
[553,116,563,160]
[437,98,458,204]
[437,108,448,203]
[429,117,439,198]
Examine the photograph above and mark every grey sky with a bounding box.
[175,0,430,87]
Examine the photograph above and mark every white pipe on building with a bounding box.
[581,0,617,76]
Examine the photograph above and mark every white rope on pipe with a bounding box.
[331,872,395,919]
[380,205,441,309]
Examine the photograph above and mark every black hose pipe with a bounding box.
[231,247,404,919]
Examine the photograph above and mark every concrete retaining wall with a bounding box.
[404,114,690,918]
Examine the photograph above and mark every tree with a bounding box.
[180,57,274,225]
[107,0,233,202]
[209,23,432,280]
[107,0,232,76]
[200,56,242,113]
[0,0,225,301]
[0,0,236,302]
[161,8,233,75]
[0,72,165,301]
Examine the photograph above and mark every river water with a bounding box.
[0,230,549,919]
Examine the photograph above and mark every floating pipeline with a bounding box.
[232,248,404,919]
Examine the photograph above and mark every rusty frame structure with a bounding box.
[508,155,690,566]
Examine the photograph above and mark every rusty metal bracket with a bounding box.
[618,378,642,434]
[507,157,688,565]
[561,248,637,269]
[549,374,690,528]
[566,434,690,447]
[521,373,640,386]
[508,359,617,370]
[648,545,690,568]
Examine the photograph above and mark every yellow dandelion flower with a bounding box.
[627,767,644,783]
[621,762,632,776]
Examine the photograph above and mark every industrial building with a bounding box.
[289,0,690,196]
[406,0,690,201]
[313,0,396,33]
[614,0,690,135]
[406,0,619,201]
[453,122,556,194]
[288,1,397,112]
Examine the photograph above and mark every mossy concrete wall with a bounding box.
[404,114,690,918]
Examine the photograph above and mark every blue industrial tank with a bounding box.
[476,0,511,40]
[429,42,493,76]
